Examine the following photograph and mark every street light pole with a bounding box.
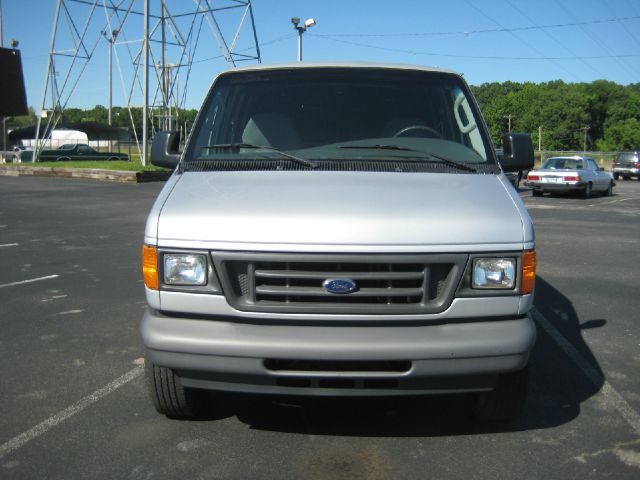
[291,17,316,62]
[104,29,119,126]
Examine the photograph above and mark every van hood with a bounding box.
[153,171,532,252]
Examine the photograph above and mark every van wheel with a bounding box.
[473,365,529,422]
[532,189,543,197]
[145,357,205,418]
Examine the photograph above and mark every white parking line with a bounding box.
[0,275,59,289]
[587,197,634,207]
[532,309,640,435]
[0,364,144,460]
[0,243,19,248]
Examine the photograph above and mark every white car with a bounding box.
[525,156,614,198]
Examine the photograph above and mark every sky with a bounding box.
[2,0,640,112]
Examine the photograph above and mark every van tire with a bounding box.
[473,364,529,422]
[145,357,205,419]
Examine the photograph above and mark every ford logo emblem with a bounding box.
[322,278,358,294]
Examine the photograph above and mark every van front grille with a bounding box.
[212,253,467,315]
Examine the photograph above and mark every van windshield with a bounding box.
[186,67,495,168]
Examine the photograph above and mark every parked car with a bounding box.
[37,143,128,162]
[141,62,537,422]
[525,155,614,198]
[611,151,640,180]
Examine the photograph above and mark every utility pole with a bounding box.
[580,126,590,152]
[503,114,514,132]
[538,126,542,152]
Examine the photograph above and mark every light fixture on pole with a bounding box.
[291,17,316,62]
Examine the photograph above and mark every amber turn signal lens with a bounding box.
[142,245,159,290]
[521,250,536,295]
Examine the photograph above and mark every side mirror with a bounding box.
[150,131,180,169]
[500,132,534,172]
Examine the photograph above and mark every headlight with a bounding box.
[164,254,207,286]
[472,258,515,289]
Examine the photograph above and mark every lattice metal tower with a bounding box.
[35,0,261,164]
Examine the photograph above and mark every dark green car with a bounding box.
[38,143,128,162]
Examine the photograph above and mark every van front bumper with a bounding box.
[141,309,536,396]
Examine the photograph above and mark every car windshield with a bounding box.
[543,157,584,170]
[617,153,638,163]
[186,68,494,168]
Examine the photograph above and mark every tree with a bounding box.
[6,107,37,128]
[597,118,640,151]
[472,79,640,151]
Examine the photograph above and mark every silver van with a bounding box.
[141,63,536,421]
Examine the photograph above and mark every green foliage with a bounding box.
[8,105,200,131]
[596,118,640,151]
[472,80,640,151]
[16,160,163,171]
[8,107,37,128]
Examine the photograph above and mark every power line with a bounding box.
[505,0,605,78]
[554,0,640,79]
[462,0,581,81]
[192,33,295,64]
[310,33,640,61]
[312,14,640,38]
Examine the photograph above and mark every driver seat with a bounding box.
[242,112,301,150]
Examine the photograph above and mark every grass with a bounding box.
[8,158,166,172]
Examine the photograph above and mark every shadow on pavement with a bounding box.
[202,275,605,437]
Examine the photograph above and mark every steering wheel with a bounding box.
[393,125,442,138]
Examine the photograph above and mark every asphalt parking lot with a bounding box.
[1,175,639,479]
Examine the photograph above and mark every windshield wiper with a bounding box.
[201,143,317,168]
[337,144,477,172]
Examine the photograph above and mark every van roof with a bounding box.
[224,61,462,77]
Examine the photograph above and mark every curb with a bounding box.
[0,165,170,183]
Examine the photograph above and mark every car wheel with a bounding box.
[605,181,613,196]
[582,183,592,199]
[473,364,530,422]
[56,156,71,162]
[613,173,619,180]
[145,356,205,418]
[623,175,630,180]
[108,156,119,161]
[532,189,543,197]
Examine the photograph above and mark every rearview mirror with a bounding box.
[150,131,181,169]
[500,133,534,172]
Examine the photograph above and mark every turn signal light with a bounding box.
[142,245,159,290]
[521,250,536,295]
[564,176,580,182]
